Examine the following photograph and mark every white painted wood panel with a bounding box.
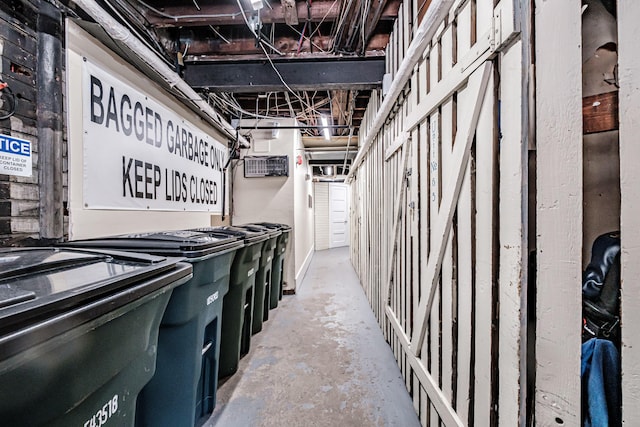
[456,160,472,424]
[347,0,539,424]
[430,277,441,424]
[618,2,640,423]
[535,1,583,426]
[472,67,495,425]
[498,40,525,426]
[314,182,330,251]
[441,232,454,405]
[412,63,493,351]
[411,127,420,349]
[457,2,472,62]
[441,19,453,78]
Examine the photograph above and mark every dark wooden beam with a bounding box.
[363,0,395,52]
[583,91,619,134]
[184,36,388,60]
[143,1,340,27]
[365,33,391,52]
[184,57,385,92]
[381,0,402,18]
[183,34,333,56]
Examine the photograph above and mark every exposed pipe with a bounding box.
[341,126,354,173]
[38,2,64,241]
[296,21,308,55]
[236,125,351,130]
[347,0,454,180]
[139,0,242,22]
[304,148,355,153]
[73,0,249,147]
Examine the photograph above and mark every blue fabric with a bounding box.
[581,338,621,427]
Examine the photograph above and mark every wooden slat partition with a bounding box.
[412,62,493,352]
[350,2,640,426]
[347,0,528,423]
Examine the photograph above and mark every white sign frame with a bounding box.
[82,60,227,212]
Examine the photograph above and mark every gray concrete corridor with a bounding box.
[203,247,420,427]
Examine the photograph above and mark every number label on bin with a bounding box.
[84,394,118,427]
[207,291,219,305]
[248,268,254,277]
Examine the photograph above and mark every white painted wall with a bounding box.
[232,118,314,291]
[66,20,230,239]
[293,129,315,287]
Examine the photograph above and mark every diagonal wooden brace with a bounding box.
[410,61,493,356]
[385,134,412,306]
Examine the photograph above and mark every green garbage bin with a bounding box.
[237,224,281,332]
[63,231,243,426]
[254,222,292,308]
[0,247,191,427]
[191,226,268,379]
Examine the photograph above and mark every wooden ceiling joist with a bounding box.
[143,1,340,27]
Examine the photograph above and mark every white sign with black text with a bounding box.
[82,60,227,212]
[0,134,32,177]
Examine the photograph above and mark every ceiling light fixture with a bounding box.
[321,116,331,141]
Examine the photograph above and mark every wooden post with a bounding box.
[498,39,525,427]
[618,2,640,423]
[534,1,583,425]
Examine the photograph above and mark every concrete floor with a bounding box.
[201,247,420,427]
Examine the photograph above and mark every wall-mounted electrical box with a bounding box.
[244,155,289,177]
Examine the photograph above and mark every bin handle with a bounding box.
[202,341,213,355]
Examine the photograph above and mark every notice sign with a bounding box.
[82,60,227,212]
[0,134,32,177]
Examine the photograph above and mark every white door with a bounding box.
[329,183,349,248]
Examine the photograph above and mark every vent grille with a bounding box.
[244,156,289,177]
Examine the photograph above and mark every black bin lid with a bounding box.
[63,230,243,259]
[194,226,269,245]
[255,222,292,232]
[0,247,191,357]
[236,224,281,239]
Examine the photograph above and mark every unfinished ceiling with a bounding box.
[103,0,398,129]
[72,0,400,173]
